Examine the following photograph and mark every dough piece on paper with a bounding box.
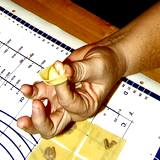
[39,62,67,86]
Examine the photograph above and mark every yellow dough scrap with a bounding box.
[39,62,67,85]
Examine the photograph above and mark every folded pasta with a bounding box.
[39,63,67,86]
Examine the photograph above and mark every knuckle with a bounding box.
[72,62,86,82]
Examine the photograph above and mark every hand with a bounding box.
[17,43,126,139]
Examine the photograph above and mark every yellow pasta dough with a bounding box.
[39,63,67,86]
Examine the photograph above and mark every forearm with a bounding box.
[99,2,160,76]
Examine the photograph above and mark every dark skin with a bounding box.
[17,2,160,139]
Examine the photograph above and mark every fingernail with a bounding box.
[17,121,26,129]
[54,61,65,75]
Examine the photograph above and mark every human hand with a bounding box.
[17,43,126,139]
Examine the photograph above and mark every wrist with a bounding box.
[95,35,128,79]
[108,44,127,78]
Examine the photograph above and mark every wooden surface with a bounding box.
[12,0,160,83]
[11,0,117,43]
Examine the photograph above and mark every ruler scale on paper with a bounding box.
[0,1,160,160]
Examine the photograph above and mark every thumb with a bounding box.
[53,62,90,114]
[54,62,99,117]
[54,79,95,115]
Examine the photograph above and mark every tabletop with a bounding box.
[12,0,160,83]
